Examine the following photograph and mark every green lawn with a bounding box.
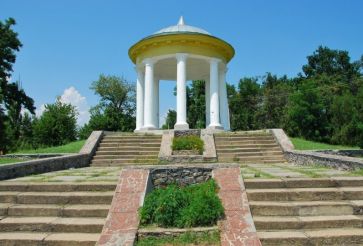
[12,140,86,154]
[0,158,28,165]
[290,137,360,150]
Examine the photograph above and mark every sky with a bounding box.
[1,0,363,126]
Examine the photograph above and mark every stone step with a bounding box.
[99,143,161,148]
[0,182,116,192]
[214,135,275,142]
[247,187,363,201]
[6,204,110,217]
[254,215,363,230]
[98,146,160,151]
[245,177,363,189]
[215,142,279,148]
[0,216,104,233]
[93,154,157,160]
[217,151,284,157]
[0,232,99,246]
[91,161,157,167]
[249,200,356,216]
[103,136,161,139]
[258,228,363,246]
[218,156,286,163]
[101,139,161,144]
[0,191,114,204]
[216,147,281,153]
[215,138,276,143]
[95,150,159,156]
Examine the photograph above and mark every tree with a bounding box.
[33,100,77,146]
[162,110,176,129]
[186,80,206,128]
[79,75,135,138]
[228,78,262,131]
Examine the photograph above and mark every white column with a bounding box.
[219,67,230,130]
[205,78,210,127]
[153,78,159,128]
[208,58,223,129]
[142,58,157,130]
[135,65,144,131]
[174,53,189,130]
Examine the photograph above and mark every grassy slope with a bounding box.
[0,158,27,165]
[290,137,359,150]
[12,140,86,154]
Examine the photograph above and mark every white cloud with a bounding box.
[59,86,90,126]
[35,104,46,118]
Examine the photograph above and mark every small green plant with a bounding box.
[139,179,224,228]
[172,136,204,154]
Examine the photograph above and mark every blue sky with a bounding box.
[1,0,363,126]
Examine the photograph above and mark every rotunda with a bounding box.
[129,17,235,131]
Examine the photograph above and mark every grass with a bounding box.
[290,137,360,150]
[0,158,28,165]
[136,231,220,246]
[172,136,204,155]
[12,140,86,154]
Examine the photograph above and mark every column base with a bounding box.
[207,124,224,131]
[174,122,189,130]
[140,125,158,131]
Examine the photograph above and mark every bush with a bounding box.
[172,136,204,154]
[139,179,224,228]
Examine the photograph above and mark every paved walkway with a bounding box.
[241,163,353,179]
[7,166,122,182]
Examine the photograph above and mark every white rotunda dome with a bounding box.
[154,16,211,35]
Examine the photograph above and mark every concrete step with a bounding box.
[103,136,161,139]
[101,139,161,144]
[216,145,281,153]
[254,215,363,230]
[95,150,159,156]
[91,161,157,167]
[99,142,161,148]
[0,216,104,233]
[7,204,110,217]
[0,191,114,204]
[217,151,284,157]
[215,138,276,143]
[249,200,355,216]
[258,228,363,246]
[245,177,363,189]
[0,182,116,192]
[215,142,280,148]
[0,232,99,246]
[93,154,157,160]
[247,187,363,201]
[97,146,160,151]
[218,156,286,163]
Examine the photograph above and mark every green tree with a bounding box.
[229,78,261,131]
[162,109,176,129]
[33,100,78,146]
[0,18,22,152]
[187,80,206,128]
[79,75,135,138]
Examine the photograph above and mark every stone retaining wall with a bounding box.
[316,149,363,157]
[150,167,212,189]
[0,131,104,181]
[285,150,363,170]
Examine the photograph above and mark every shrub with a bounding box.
[172,136,204,154]
[139,179,224,228]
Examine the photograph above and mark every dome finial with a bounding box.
[178,16,185,25]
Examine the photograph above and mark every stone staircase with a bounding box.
[245,178,363,245]
[0,182,115,245]
[214,132,286,163]
[91,133,162,166]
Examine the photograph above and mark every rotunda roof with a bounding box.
[154,16,211,35]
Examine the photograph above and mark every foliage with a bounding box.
[136,230,220,246]
[139,179,224,228]
[172,136,204,154]
[187,80,206,128]
[33,100,78,147]
[161,109,176,129]
[79,75,135,138]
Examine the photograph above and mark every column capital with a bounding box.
[219,66,228,74]
[176,53,188,62]
[134,64,144,73]
[143,58,155,66]
[209,57,222,65]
